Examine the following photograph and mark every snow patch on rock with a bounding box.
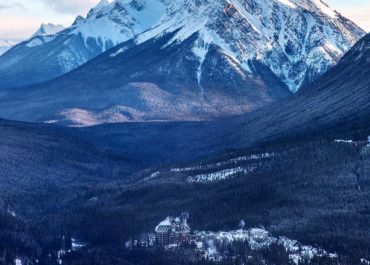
[187,166,256,183]
[195,228,338,263]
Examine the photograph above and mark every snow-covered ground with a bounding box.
[25,35,57,48]
[166,152,275,183]
[125,219,338,264]
[187,166,256,183]
[171,152,274,173]
[194,228,337,264]
[171,165,205,173]
[71,238,87,251]
[216,152,274,166]
[334,139,356,144]
[8,209,16,217]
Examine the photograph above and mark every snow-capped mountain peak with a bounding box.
[0,0,172,88]
[136,0,365,91]
[73,0,170,50]
[0,0,364,93]
[32,23,65,38]
[96,0,110,8]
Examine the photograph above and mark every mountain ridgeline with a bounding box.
[0,0,365,125]
[0,0,171,89]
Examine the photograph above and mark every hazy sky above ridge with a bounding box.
[326,0,370,31]
[0,0,369,41]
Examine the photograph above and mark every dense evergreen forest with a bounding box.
[1,125,370,264]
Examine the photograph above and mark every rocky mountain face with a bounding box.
[31,23,65,38]
[0,0,365,125]
[0,0,364,91]
[0,31,290,125]
[135,0,364,92]
[209,32,370,150]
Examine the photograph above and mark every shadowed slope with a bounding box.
[0,32,290,125]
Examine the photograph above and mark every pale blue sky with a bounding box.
[326,0,370,30]
[0,0,369,41]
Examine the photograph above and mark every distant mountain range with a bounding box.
[0,23,64,56]
[0,40,17,56]
[0,0,171,89]
[0,0,365,125]
[31,23,65,38]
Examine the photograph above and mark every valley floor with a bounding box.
[1,119,370,265]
